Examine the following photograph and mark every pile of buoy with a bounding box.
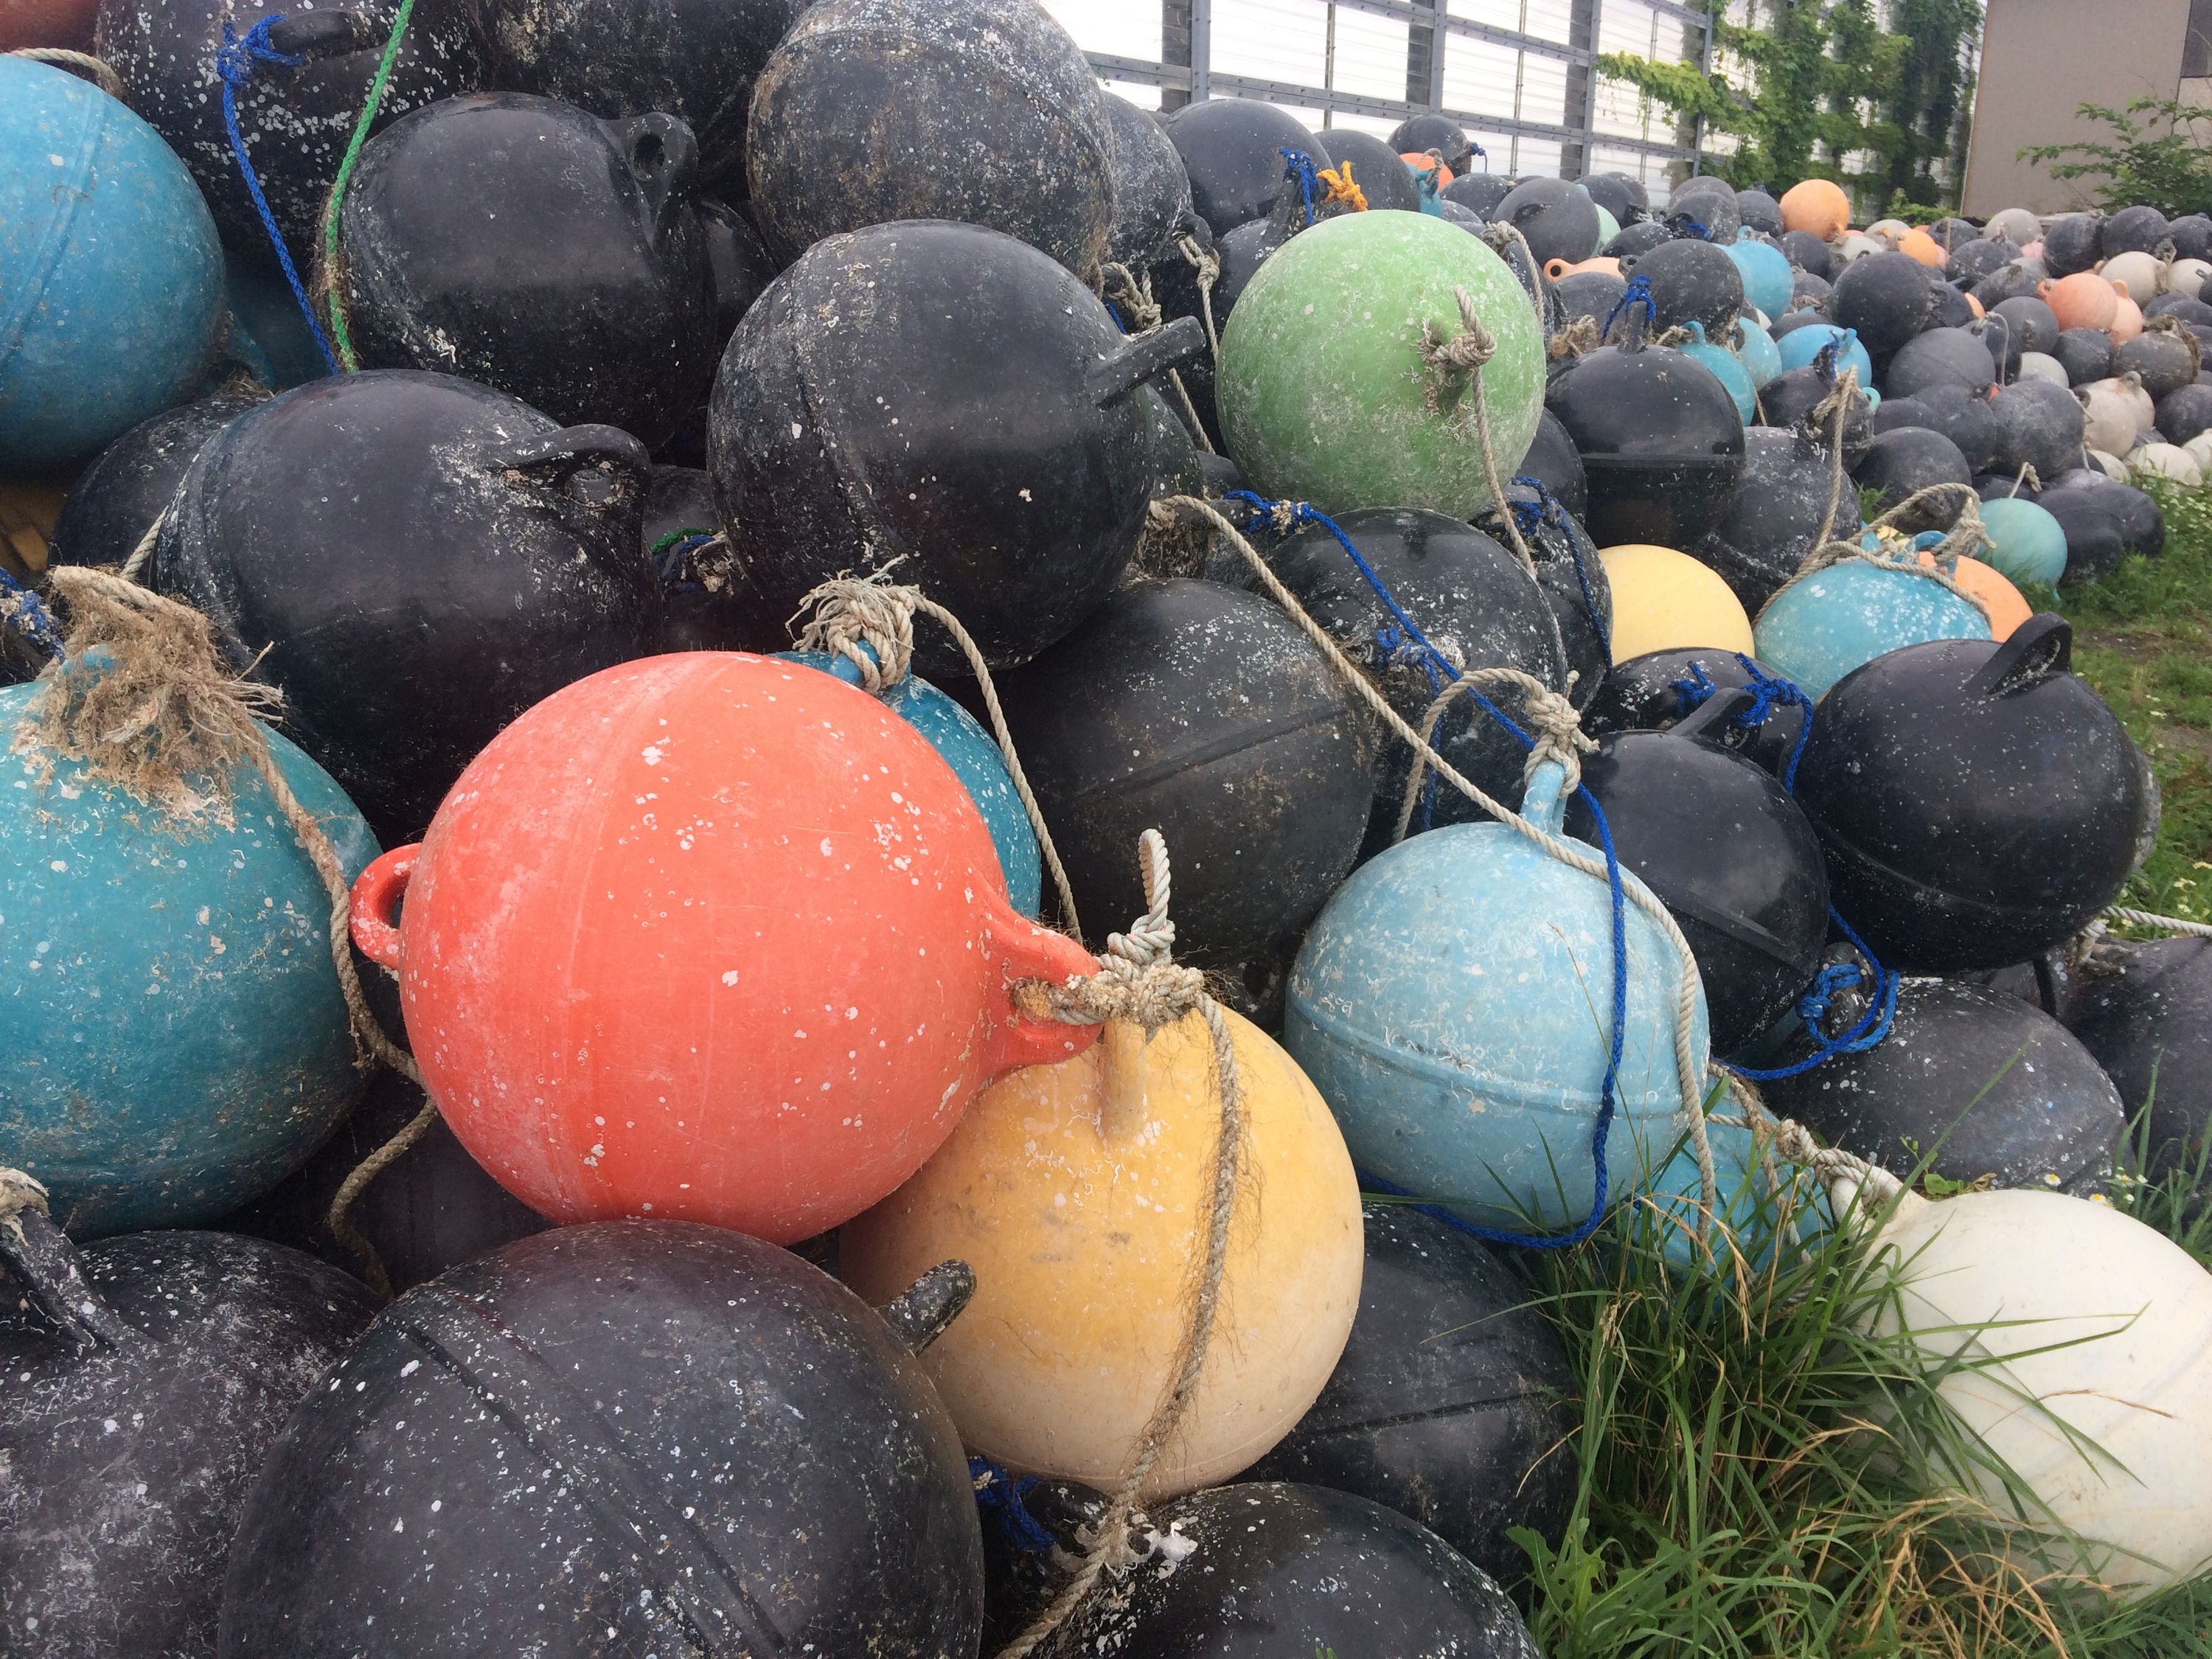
[5,1,2212,1651]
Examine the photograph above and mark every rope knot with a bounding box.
[1099,262,1164,335]
[0,1167,51,1231]
[1317,161,1367,215]
[215,15,303,86]
[1601,274,1655,345]
[791,577,919,694]
[1510,673,1598,793]
[1422,286,1497,378]
[1278,147,1322,227]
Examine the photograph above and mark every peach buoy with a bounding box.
[2042,271,2119,333]
[1596,543,1757,659]
[346,653,1099,1244]
[841,838,1364,1498]
[1779,178,1850,240]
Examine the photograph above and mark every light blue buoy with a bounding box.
[0,58,226,468]
[0,655,379,1236]
[1679,321,1757,424]
[1595,204,1621,247]
[780,650,1043,918]
[1775,323,1874,390]
[1752,557,1992,701]
[1725,232,1795,321]
[1977,496,2070,588]
[1736,318,1783,389]
[1284,758,1710,1234]
[1637,1116,1832,1276]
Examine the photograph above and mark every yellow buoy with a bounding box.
[1598,543,1756,659]
[841,1004,1364,1498]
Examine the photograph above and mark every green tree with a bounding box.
[2020,96,2212,219]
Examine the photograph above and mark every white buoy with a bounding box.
[2132,442,2204,487]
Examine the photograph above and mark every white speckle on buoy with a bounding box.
[49,860,65,873]
[820,838,834,856]
[394,1518,405,1533]
[722,970,741,986]
[102,1418,118,1434]
[400,1360,420,1377]
[196,908,210,926]
[845,1006,858,1020]
[641,744,664,766]
[791,422,804,439]
[431,1498,442,1512]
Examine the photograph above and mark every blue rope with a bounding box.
[217,16,339,375]
[1279,147,1321,228]
[650,530,717,592]
[1684,220,1710,241]
[1228,490,1630,1252]
[1601,273,1655,344]
[0,568,65,662]
[1667,653,1899,1076]
[1509,474,1611,653]
[969,1458,1056,1554]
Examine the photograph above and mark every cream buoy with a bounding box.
[1806,1142,2212,1596]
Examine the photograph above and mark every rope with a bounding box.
[1772,1117,1903,1216]
[1807,366,1861,550]
[1317,159,1366,214]
[1601,274,1655,345]
[26,569,422,1291]
[2105,905,2212,939]
[319,0,418,370]
[121,512,165,582]
[1419,285,1541,573]
[1099,262,1214,454]
[1509,473,1611,653]
[2144,313,2203,380]
[1391,668,1596,838]
[2009,463,2041,500]
[790,578,1084,939]
[994,832,1244,1659]
[1548,315,1604,361]
[1481,219,1547,320]
[215,15,339,375]
[1175,234,1222,366]
[971,1458,1057,1554]
[7,47,126,97]
[1278,146,1321,229]
[0,568,64,663]
[1151,493,1719,1240]
[0,1167,49,1230]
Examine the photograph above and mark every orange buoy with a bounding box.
[2112,288,2145,343]
[1921,552,2033,639]
[1402,152,1453,188]
[1779,178,1851,241]
[2042,271,2119,333]
[1899,227,1945,268]
[346,653,1099,1243]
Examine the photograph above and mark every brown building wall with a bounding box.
[1962,0,2194,216]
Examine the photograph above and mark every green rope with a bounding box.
[320,0,417,370]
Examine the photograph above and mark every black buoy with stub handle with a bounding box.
[217,1223,988,1657]
[1,1168,377,1659]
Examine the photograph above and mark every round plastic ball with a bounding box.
[45,392,256,572]
[2067,937,2212,1189]
[1668,176,1739,243]
[2040,213,2105,276]
[1985,207,2042,245]
[1583,172,1649,226]
[1775,322,1875,389]
[1161,99,1315,234]
[1583,647,1809,780]
[1736,187,1784,237]
[1444,171,1514,219]
[1677,320,1757,423]
[2039,488,2132,583]
[1219,210,1544,519]
[1737,317,1784,388]
[1831,251,1936,355]
[1311,127,1422,215]
[1546,344,1746,547]
[1726,234,1795,320]
[2158,380,2212,445]
[1781,228,1835,281]
[1990,377,2089,480]
[1992,293,2060,356]
[1885,326,1997,398]
[1752,557,1992,702]
[0,58,225,468]
[1977,495,2070,586]
[2116,327,2199,399]
[1625,236,1745,334]
[1604,218,1674,260]
[1853,427,1972,532]
[1699,429,1860,612]
[2051,327,2115,386]
[1598,542,1756,660]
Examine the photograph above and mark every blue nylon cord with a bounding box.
[1509,473,1611,653]
[217,16,339,375]
[0,568,65,662]
[1278,147,1320,227]
[968,1457,1056,1554]
[1229,491,1630,1251]
[1601,273,1655,344]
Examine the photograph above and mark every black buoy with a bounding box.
[1830,250,1934,355]
[1310,128,1422,215]
[1001,579,1370,1018]
[698,197,778,342]
[1989,377,2089,481]
[1972,259,2048,310]
[1584,647,1809,780]
[1246,1203,1573,1585]
[1761,978,2123,1197]
[1388,114,1475,177]
[2041,214,2104,277]
[2144,292,2212,325]
[1736,188,1784,237]
[1052,1484,1543,1658]
[1761,362,1874,463]
[0,1193,375,1659]
[2116,329,2199,400]
[2042,472,2165,558]
[45,390,261,574]
[1545,341,1746,547]
[1554,270,1628,331]
[2051,327,2116,386]
[470,0,801,191]
[1104,91,1196,262]
[1565,691,1830,1054]
[2067,937,2212,1189]
[2170,214,2212,262]
[1904,382,2000,473]
[1927,277,1978,330]
[1852,427,1972,532]
[745,0,1115,274]
[1624,237,1745,334]
[1791,268,1834,307]
[2103,205,2173,257]
[1667,175,1740,243]
[217,1222,984,1657]
[709,220,1205,675]
[1794,616,2152,972]
[1884,325,1997,399]
[220,1070,551,1295]
[1780,229,1834,282]
[2038,488,2132,583]
[1700,428,1861,612]
[1583,172,1650,226]
[338,93,717,448]
[1946,237,2017,287]
[1603,218,1675,262]
[1991,294,2060,358]
[1496,177,1601,266]
[95,0,480,261]
[153,369,656,845]
[1444,170,1516,220]
[2157,381,2212,445]
[1163,97,1315,235]
[1513,406,1591,521]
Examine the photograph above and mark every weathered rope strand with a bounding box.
[2105,905,2212,939]
[1100,261,1214,455]
[793,578,1085,940]
[319,0,417,369]
[1176,234,1222,366]
[1152,494,1718,1227]
[7,46,126,97]
[122,512,165,583]
[994,832,1243,1659]
[1391,668,1595,844]
[1420,285,1540,579]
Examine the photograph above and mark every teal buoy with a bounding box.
[1775,323,1874,389]
[1752,557,1992,700]
[1638,1116,1831,1276]
[1736,319,1783,389]
[779,650,1043,918]
[0,655,378,1235]
[1679,321,1757,424]
[0,58,226,468]
[1725,232,1794,321]
[1284,758,1709,1234]
[1977,497,2070,588]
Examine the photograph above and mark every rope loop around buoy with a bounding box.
[995,831,1245,1659]
[1416,287,1542,578]
[1174,234,1222,366]
[790,575,1084,939]
[1772,1117,1904,1216]
[7,46,126,97]
[1481,218,1547,320]
[1395,668,1596,841]
[1147,493,1719,1248]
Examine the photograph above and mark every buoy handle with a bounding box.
[1966,611,2070,696]
[994,916,1108,1071]
[349,846,418,971]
